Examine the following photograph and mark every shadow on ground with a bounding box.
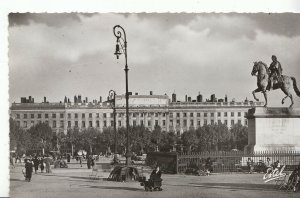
[167,182,281,192]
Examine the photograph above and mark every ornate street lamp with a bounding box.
[108,90,117,154]
[113,25,131,166]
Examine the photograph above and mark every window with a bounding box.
[155,113,158,117]
[96,113,99,118]
[24,114,27,119]
[211,120,214,125]
[31,114,34,119]
[60,120,64,128]
[118,121,122,127]
[52,113,56,118]
[183,113,187,117]
[75,113,78,118]
[82,113,85,118]
[89,121,93,127]
[217,112,221,117]
[104,121,107,127]
[197,120,201,126]
[204,119,207,125]
[176,113,180,117]
[140,120,144,126]
[53,120,56,128]
[103,113,107,118]
[169,113,173,118]
[24,121,27,128]
[218,120,222,124]
[231,112,234,117]
[162,113,166,117]
[190,113,193,117]
[16,114,20,119]
[133,120,136,126]
[96,121,100,127]
[204,113,207,117]
[89,113,92,118]
[68,113,71,118]
[163,120,166,126]
[176,120,180,126]
[224,120,228,126]
[231,120,235,125]
[238,112,241,117]
[238,120,242,125]
[224,112,228,117]
[31,120,34,126]
[183,120,187,127]
[140,113,144,117]
[197,113,200,117]
[38,114,41,119]
[82,121,86,128]
[118,113,122,118]
[68,121,71,128]
[148,120,151,127]
[155,120,158,126]
[210,112,214,117]
[60,113,64,118]
[245,120,248,125]
[75,121,78,127]
[190,120,194,126]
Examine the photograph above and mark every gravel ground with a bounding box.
[10,164,300,198]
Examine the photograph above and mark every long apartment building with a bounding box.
[10,93,264,134]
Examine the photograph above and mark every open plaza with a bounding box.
[10,158,299,198]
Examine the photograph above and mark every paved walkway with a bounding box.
[10,164,299,198]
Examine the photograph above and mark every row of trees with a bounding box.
[10,118,248,156]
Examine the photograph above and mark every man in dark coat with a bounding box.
[25,159,33,182]
[33,156,39,174]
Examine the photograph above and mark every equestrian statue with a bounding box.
[251,55,300,108]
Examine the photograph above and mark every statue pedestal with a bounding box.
[245,107,300,153]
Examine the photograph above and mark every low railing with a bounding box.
[177,150,300,173]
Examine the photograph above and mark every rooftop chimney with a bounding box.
[150,91,153,95]
[99,96,102,103]
[44,97,46,103]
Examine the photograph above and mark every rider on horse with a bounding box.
[269,55,283,90]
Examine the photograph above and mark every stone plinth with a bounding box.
[245,107,300,152]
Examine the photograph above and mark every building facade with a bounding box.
[10,94,264,134]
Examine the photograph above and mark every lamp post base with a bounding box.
[125,151,132,166]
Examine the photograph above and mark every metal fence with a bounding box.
[177,151,300,173]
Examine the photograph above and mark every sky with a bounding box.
[8,13,300,107]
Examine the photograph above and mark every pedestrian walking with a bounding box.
[33,156,39,174]
[91,156,95,169]
[79,156,82,167]
[24,158,33,182]
[44,156,51,173]
[87,156,91,169]
[40,157,45,173]
[247,158,254,174]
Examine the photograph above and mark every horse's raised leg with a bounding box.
[281,86,294,108]
[281,95,289,104]
[262,91,268,107]
[252,88,261,102]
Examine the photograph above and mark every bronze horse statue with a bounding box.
[251,61,300,108]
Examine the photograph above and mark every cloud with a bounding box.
[8,13,300,108]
